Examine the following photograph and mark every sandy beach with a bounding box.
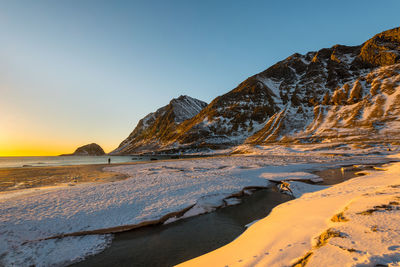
[0,163,129,192]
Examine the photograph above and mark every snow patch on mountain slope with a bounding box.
[171,95,207,123]
[257,76,282,99]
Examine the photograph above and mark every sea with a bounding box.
[0,154,209,168]
[0,155,141,168]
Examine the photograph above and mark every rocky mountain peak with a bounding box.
[111,95,207,154]
[169,95,207,123]
[360,27,400,67]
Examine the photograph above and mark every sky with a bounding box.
[0,0,399,156]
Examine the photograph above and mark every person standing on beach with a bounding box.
[108,158,111,164]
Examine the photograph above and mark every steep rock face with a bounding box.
[70,143,105,156]
[360,27,400,67]
[112,95,207,154]
[249,63,400,144]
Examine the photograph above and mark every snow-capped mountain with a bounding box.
[111,95,207,154]
[114,27,400,154]
[171,27,400,149]
[246,27,400,144]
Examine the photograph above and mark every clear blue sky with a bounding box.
[1,0,399,155]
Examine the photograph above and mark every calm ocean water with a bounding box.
[0,155,139,168]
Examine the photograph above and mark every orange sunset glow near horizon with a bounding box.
[0,123,119,156]
[2,1,399,157]
[0,137,116,157]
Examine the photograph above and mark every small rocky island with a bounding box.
[61,143,106,156]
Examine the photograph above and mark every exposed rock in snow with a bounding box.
[290,64,400,143]
[260,171,323,183]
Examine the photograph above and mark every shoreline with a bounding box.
[0,153,222,169]
[0,154,229,193]
[0,155,389,209]
[1,152,390,193]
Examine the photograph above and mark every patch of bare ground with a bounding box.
[291,228,348,267]
[331,211,349,222]
[357,201,400,215]
[314,228,347,248]
[292,206,352,267]
[291,252,313,267]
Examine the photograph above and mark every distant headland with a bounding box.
[60,143,106,156]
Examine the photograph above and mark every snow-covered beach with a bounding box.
[180,154,400,267]
[0,145,398,266]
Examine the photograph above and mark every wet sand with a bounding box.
[0,164,129,192]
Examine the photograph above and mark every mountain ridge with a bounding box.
[114,27,400,154]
